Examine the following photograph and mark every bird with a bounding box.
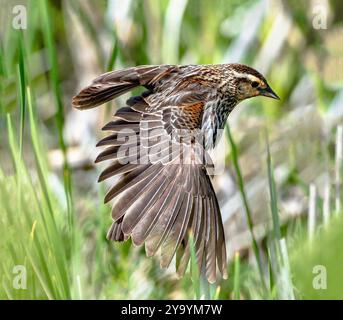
[72,63,279,283]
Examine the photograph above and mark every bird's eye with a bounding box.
[251,81,259,88]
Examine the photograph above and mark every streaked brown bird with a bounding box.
[72,64,279,283]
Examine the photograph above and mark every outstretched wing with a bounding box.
[73,65,227,282]
[72,65,177,109]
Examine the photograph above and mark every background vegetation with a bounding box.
[0,0,342,299]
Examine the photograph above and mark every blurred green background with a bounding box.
[0,0,342,299]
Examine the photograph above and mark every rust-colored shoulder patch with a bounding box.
[174,102,204,130]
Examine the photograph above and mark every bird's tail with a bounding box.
[72,65,175,109]
[103,159,227,283]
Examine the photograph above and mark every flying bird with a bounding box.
[72,64,279,283]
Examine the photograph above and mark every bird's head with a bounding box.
[228,63,279,102]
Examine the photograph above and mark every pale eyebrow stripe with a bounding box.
[231,71,266,87]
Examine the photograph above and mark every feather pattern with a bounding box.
[72,63,277,283]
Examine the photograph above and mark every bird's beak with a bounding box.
[259,85,280,100]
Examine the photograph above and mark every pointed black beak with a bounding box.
[259,85,280,100]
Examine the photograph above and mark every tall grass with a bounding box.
[39,0,75,241]
[1,108,71,299]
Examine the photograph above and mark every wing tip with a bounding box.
[72,91,100,110]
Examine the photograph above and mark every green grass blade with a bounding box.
[17,31,26,158]
[106,36,119,71]
[225,124,266,293]
[233,252,240,300]
[266,134,282,241]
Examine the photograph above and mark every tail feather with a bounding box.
[205,198,217,283]
[176,197,202,276]
[193,198,207,270]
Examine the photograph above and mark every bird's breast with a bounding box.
[200,97,236,149]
